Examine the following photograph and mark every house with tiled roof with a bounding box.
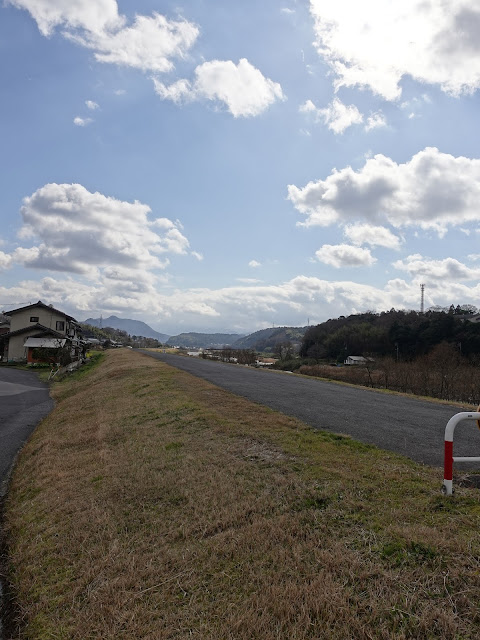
[1,301,83,363]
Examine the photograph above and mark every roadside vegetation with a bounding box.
[4,349,480,639]
[272,308,480,404]
[299,342,480,404]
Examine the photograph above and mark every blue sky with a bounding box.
[1,0,480,334]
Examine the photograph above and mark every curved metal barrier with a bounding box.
[443,412,480,495]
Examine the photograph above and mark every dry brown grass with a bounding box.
[5,349,480,639]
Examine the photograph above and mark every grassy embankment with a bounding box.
[5,349,480,639]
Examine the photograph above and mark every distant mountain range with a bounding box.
[167,332,243,348]
[167,327,307,350]
[84,316,170,342]
[82,315,307,351]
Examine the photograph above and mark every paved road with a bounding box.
[0,368,53,494]
[139,351,480,468]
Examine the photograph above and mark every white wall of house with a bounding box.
[9,307,70,334]
[5,304,80,361]
[6,328,49,361]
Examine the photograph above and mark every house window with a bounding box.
[56,321,65,331]
[30,316,39,322]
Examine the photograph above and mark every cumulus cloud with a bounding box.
[364,111,387,131]
[7,0,123,36]
[315,244,376,268]
[11,183,191,280]
[344,224,402,250]
[309,0,480,100]
[249,260,262,268]
[300,97,362,134]
[0,251,13,270]
[154,58,285,117]
[85,100,99,110]
[288,147,480,235]
[73,116,93,126]
[8,1,199,73]
[393,255,480,282]
[71,13,199,73]
[5,272,480,333]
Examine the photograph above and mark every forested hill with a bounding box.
[233,326,307,351]
[300,307,480,361]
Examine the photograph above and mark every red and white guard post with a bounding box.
[443,410,480,495]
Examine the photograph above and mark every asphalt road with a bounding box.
[139,351,480,468]
[0,368,53,494]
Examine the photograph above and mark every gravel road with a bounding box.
[139,351,480,468]
[0,368,53,494]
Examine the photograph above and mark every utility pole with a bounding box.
[420,284,425,314]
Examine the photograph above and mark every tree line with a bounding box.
[300,306,480,362]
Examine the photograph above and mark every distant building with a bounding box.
[344,356,373,366]
[256,357,277,366]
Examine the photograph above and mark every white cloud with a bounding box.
[315,244,376,268]
[191,251,203,261]
[309,0,480,100]
[72,13,199,73]
[4,272,480,333]
[114,89,126,95]
[344,224,402,250]
[7,0,123,36]
[393,255,480,282]
[153,78,193,103]
[364,111,387,131]
[9,2,199,73]
[73,116,93,126]
[300,97,363,134]
[249,260,262,268]
[154,58,285,118]
[0,251,13,270]
[10,183,191,280]
[288,147,480,235]
[299,99,316,113]
[85,100,99,110]
[236,278,262,284]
